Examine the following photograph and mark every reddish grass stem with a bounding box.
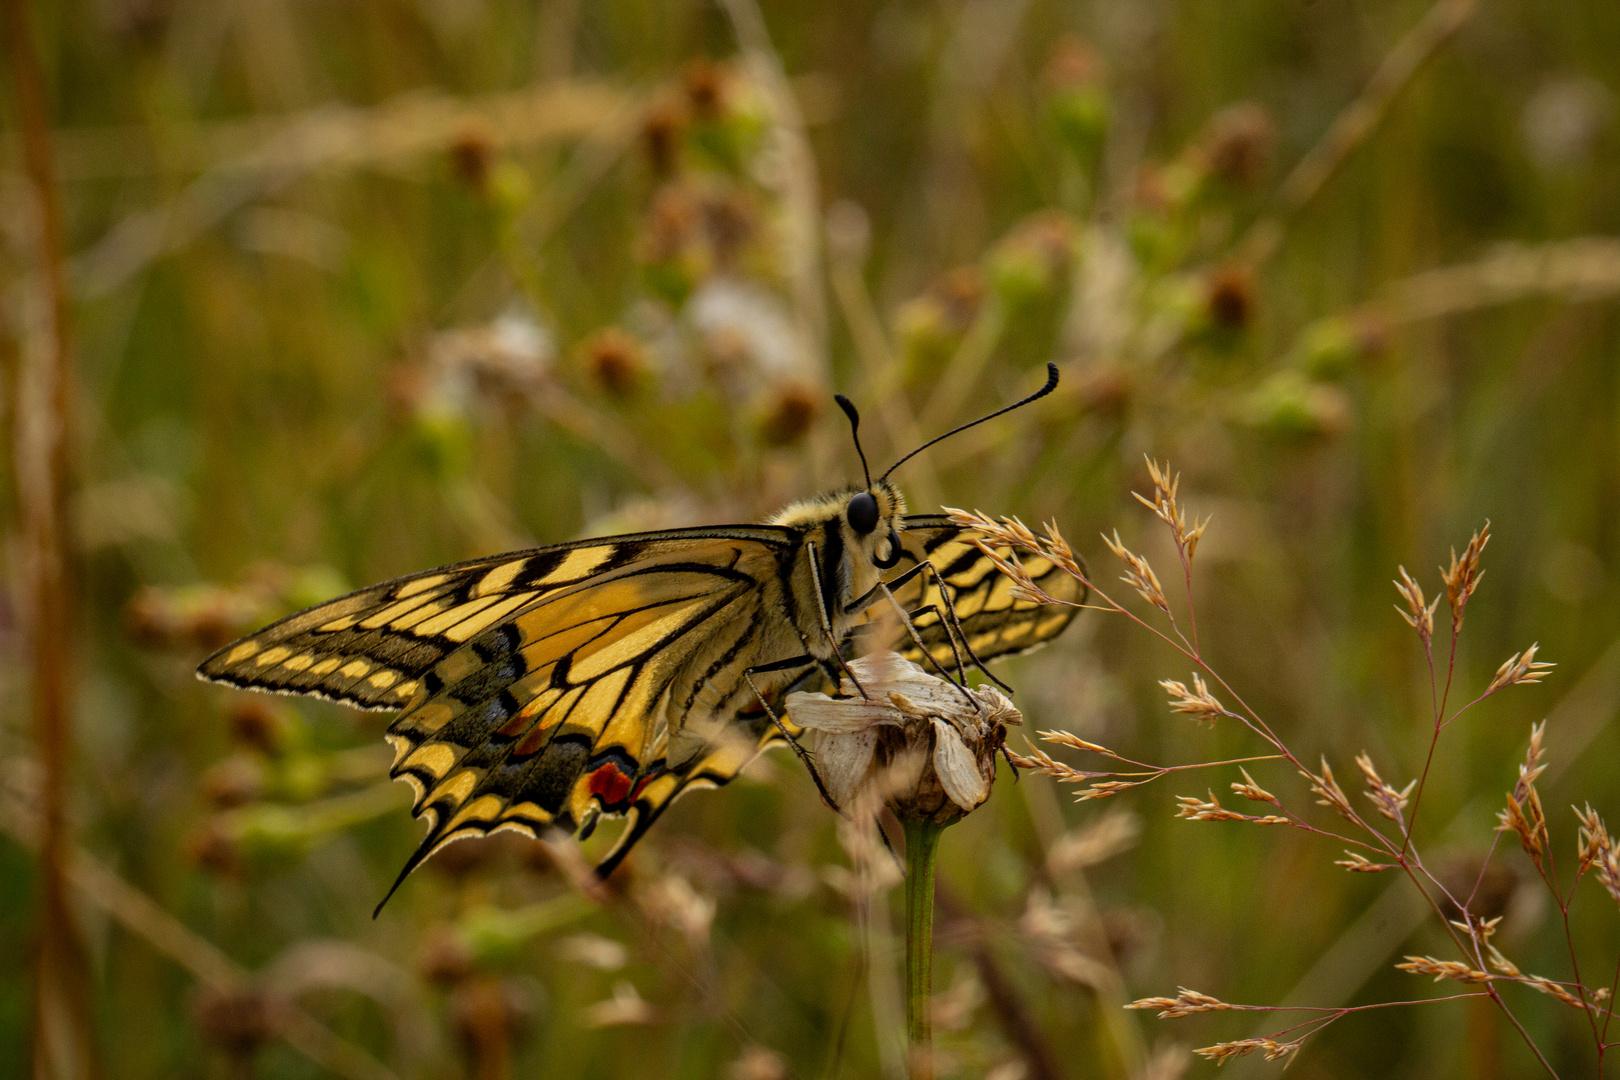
[2,0,99,1075]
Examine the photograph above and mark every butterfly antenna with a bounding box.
[834,393,874,489]
[880,361,1060,481]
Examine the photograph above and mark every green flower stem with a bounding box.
[902,817,946,1079]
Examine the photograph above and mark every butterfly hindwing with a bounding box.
[356,531,804,889]
[883,514,1087,666]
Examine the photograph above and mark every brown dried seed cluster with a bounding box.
[1135,457,1210,558]
[1354,752,1415,825]
[1159,674,1224,724]
[1334,850,1397,873]
[1194,1038,1302,1065]
[1440,522,1490,630]
[1125,987,1232,1018]
[1484,643,1555,697]
[1101,529,1169,613]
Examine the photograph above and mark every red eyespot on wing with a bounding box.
[586,761,634,806]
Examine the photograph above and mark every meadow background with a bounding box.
[3,0,1620,1077]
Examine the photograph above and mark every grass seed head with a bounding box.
[1303,757,1357,823]
[1486,644,1555,697]
[1135,457,1211,559]
[1102,529,1170,613]
[1159,674,1225,724]
[1396,956,1492,984]
[1192,1038,1302,1065]
[1355,752,1415,824]
[1440,521,1490,629]
[1335,850,1398,872]
[1126,987,1232,1019]
[1231,767,1279,805]
[1392,566,1439,646]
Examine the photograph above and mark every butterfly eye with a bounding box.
[846,492,880,534]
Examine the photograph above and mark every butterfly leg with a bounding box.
[901,602,968,682]
[875,581,978,705]
[920,561,1016,694]
[743,659,845,815]
[805,539,869,698]
[845,559,929,615]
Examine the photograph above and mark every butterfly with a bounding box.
[197,363,1085,910]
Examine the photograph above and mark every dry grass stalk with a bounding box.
[964,466,1610,1074]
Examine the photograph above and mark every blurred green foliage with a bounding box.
[3,0,1620,1077]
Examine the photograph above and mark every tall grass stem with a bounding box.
[903,817,945,1080]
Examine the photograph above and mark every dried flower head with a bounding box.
[1101,529,1169,613]
[578,327,650,398]
[1197,101,1276,188]
[190,983,281,1060]
[1204,263,1256,332]
[785,652,1021,824]
[448,127,495,194]
[756,381,821,446]
[1159,674,1225,724]
[1485,644,1555,697]
[1440,522,1490,630]
[1392,566,1439,646]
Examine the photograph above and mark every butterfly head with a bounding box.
[830,361,1060,571]
[844,480,908,569]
